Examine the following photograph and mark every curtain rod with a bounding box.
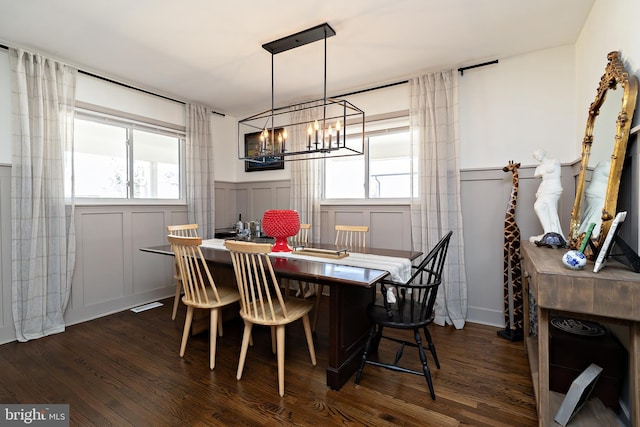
[0,43,225,117]
[333,80,408,98]
[458,59,499,75]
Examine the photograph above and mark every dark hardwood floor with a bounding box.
[0,296,537,426]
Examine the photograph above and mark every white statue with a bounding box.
[529,149,565,243]
[578,160,610,239]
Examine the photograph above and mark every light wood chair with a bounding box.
[224,240,316,397]
[313,224,369,331]
[290,223,311,246]
[166,224,199,321]
[335,224,369,247]
[168,235,240,370]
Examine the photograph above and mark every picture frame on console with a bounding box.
[244,129,284,172]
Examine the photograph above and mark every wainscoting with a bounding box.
[0,163,576,344]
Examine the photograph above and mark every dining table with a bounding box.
[140,238,421,390]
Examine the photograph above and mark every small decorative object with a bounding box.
[292,247,349,259]
[594,211,626,273]
[534,232,567,249]
[261,209,300,252]
[562,250,587,270]
[554,363,603,426]
[529,149,566,243]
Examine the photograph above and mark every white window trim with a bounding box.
[72,107,186,205]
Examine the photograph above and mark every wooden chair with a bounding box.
[168,235,240,370]
[224,240,317,397]
[290,223,311,246]
[354,231,452,400]
[335,224,369,247]
[166,224,199,320]
[313,224,369,331]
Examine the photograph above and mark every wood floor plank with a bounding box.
[0,296,538,426]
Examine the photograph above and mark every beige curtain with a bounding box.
[409,70,467,329]
[185,103,215,238]
[10,48,77,341]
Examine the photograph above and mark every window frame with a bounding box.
[70,108,186,205]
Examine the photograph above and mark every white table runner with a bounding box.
[200,238,411,283]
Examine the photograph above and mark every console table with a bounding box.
[521,241,639,426]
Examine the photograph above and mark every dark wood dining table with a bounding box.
[140,240,421,390]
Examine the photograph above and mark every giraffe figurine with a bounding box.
[497,160,524,342]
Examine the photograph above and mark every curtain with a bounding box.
[10,49,77,342]
[185,103,215,238]
[409,70,467,329]
[290,105,323,244]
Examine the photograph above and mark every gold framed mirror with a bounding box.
[569,51,638,256]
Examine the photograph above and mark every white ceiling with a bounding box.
[0,0,594,118]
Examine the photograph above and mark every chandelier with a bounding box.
[238,23,365,163]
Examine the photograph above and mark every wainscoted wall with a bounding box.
[0,163,576,344]
[63,205,188,326]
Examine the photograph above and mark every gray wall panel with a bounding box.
[79,212,126,305]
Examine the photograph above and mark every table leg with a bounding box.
[631,322,639,427]
[326,283,372,389]
[538,307,550,426]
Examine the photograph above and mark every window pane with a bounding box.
[369,131,411,198]
[132,130,180,199]
[325,151,365,198]
[70,120,127,198]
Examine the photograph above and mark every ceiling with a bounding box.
[0,0,594,118]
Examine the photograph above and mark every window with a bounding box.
[67,111,184,200]
[324,116,411,199]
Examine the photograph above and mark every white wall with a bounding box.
[76,74,185,125]
[459,44,578,169]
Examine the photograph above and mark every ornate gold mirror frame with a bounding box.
[569,51,638,255]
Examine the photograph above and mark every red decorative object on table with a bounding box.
[261,209,301,252]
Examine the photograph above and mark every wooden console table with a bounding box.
[521,241,639,426]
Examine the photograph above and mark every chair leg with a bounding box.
[271,326,277,354]
[218,310,223,337]
[312,285,323,332]
[237,321,253,380]
[371,325,384,353]
[422,325,440,369]
[301,314,317,365]
[209,308,218,370]
[414,329,436,400]
[276,324,286,397]
[355,324,377,384]
[179,306,194,357]
[171,279,182,320]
